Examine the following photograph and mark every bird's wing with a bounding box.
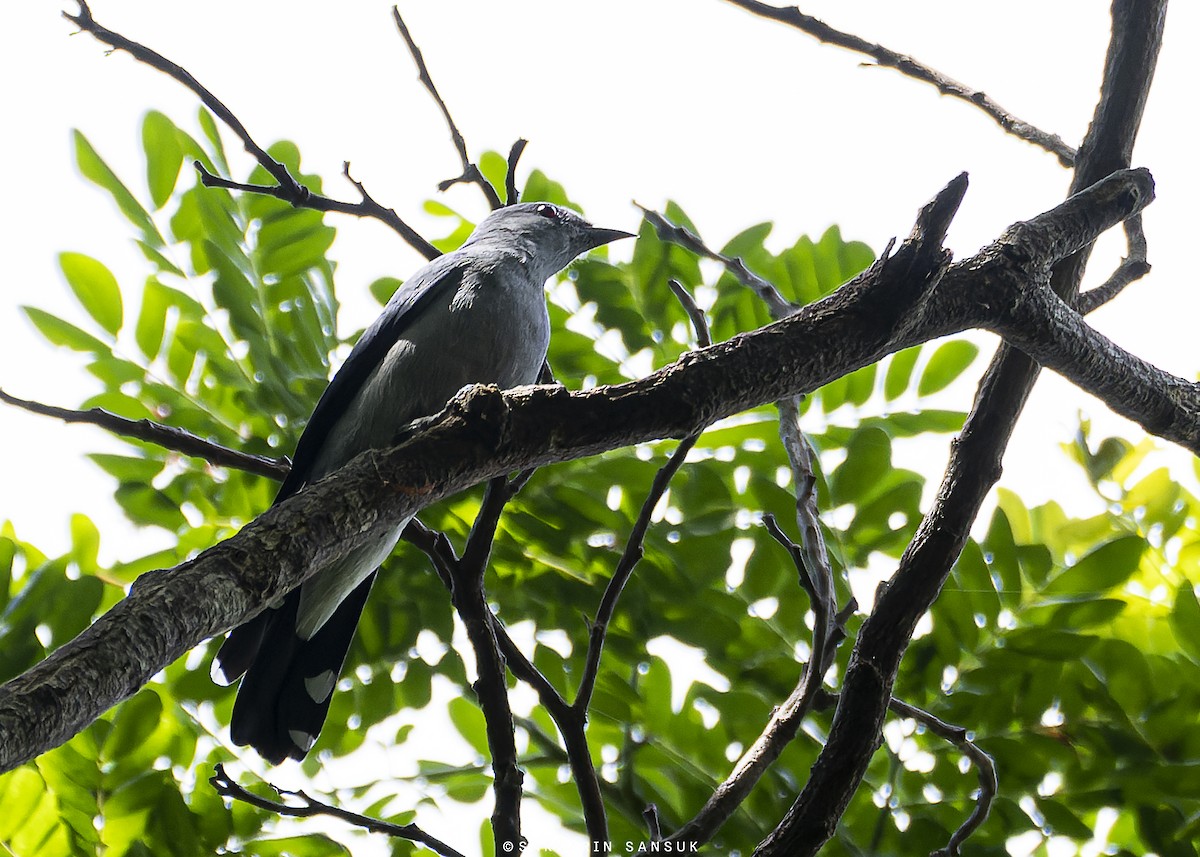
[275,254,464,503]
[212,255,462,690]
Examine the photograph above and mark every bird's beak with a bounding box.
[585,226,637,249]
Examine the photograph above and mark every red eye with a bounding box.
[535,203,559,219]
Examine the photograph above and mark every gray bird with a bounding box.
[212,202,633,763]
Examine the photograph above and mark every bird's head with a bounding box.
[463,202,634,281]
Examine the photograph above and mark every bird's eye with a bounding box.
[535,203,559,219]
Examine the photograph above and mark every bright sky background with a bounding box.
[1,2,1196,853]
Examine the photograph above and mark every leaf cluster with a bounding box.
[2,112,1198,857]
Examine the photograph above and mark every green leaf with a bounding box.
[1037,799,1096,839]
[883,346,921,400]
[59,252,123,335]
[102,689,164,762]
[69,515,100,575]
[1171,585,1200,662]
[1042,535,1144,601]
[136,279,171,359]
[917,340,979,396]
[74,130,163,247]
[448,696,489,757]
[142,111,184,209]
[369,276,403,306]
[829,427,892,506]
[23,306,110,354]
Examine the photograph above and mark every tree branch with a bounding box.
[64,0,439,260]
[1075,214,1150,314]
[649,224,856,846]
[505,139,529,206]
[884,698,997,857]
[639,205,796,319]
[0,168,1160,775]
[390,6,503,210]
[209,764,466,857]
[404,477,611,846]
[0,388,289,480]
[754,3,1168,853]
[721,0,1077,166]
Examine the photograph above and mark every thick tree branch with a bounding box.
[209,764,466,857]
[721,0,1077,166]
[0,388,289,480]
[0,168,1160,775]
[64,0,439,260]
[754,3,1168,854]
[390,6,503,210]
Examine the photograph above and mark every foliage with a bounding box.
[2,109,1198,857]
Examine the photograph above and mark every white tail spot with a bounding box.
[304,670,337,703]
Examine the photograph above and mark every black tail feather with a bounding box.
[226,573,377,764]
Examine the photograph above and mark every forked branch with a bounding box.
[210,764,466,857]
[65,0,439,260]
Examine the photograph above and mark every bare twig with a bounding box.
[640,205,796,318]
[64,0,438,260]
[722,0,1077,166]
[574,279,714,711]
[505,139,529,206]
[644,804,664,841]
[402,472,608,845]
[392,7,503,209]
[432,487,524,850]
[667,279,714,348]
[1075,214,1150,314]
[576,435,702,714]
[669,512,852,845]
[209,764,466,857]
[0,388,288,480]
[886,699,997,857]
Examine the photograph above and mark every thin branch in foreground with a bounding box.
[721,0,1077,167]
[1075,214,1150,314]
[0,388,289,480]
[644,804,664,841]
[886,698,997,857]
[391,6,503,209]
[573,279,714,712]
[209,764,466,857]
[667,279,714,348]
[434,479,525,850]
[64,0,439,260]
[505,138,529,206]
[668,512,853,846]
[639,205,796,319]
[400,452,610,844]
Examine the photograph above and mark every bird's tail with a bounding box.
[213,573,377,764]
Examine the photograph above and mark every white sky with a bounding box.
[0,1,1196,849]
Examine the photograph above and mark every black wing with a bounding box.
[275,255,465,503]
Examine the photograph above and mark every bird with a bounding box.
[211,202,633,763]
